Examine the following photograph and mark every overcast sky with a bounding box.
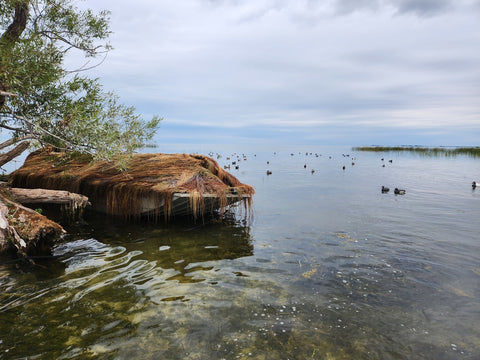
[77,0,480,146]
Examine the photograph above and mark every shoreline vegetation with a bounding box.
[353,146,480,158]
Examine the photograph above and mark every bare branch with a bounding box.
[0,123,29,134]
[65,53,108,74]
[0,141,30,168]
[0,135,34,150]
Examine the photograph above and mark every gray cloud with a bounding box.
[201,0,459,19]
[390,0,453,17]
[334,0,381,15]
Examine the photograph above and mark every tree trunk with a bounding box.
[0,2,29,110]
[0,2,29,47]
[10,188,90,209]
[0,193,66,256]
[0,200,26,252]
[0,141,30,167]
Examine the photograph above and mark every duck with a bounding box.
[381,186,390,193]
[266,170,272,176]
[473,181,479,189]
[394,188,406,195]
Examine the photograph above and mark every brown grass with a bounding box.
[10,147,254,221]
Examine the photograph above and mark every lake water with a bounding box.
[1,145,479,359]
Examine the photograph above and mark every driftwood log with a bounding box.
[10,188,90,209]
[0,186,90,256]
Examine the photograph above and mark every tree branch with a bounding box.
[0,123,30,134]
[0,141,30,168]
[0,91,18,97]
[38,30,108,56]
[0,135,34,150]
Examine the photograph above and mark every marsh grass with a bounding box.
[353,146,480,158]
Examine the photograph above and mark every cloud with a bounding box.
[389,0,453,17]
[334,0,381,15]
[332,0,455,17]
[199,0,461,20]
[73,0,479,145]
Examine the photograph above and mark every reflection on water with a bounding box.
[1,145,480,359]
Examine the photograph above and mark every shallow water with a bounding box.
[1,145,479,359]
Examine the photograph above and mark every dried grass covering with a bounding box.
[10,147,254,220]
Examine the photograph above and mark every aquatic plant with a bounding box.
[352,146,480,158]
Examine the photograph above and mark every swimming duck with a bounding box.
[381,186,389,193]
[266,170,272,175]
[473,181,479,189]
[394,188,406,195]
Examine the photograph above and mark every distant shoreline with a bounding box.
[352,146,480,158]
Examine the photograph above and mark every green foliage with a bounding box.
[0,0,161,166]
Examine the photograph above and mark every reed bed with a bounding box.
[353,146,480,158]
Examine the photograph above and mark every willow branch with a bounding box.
[38,30,107,56]
[14,114,98,157]
[65,53,108,74]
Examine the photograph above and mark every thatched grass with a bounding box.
[353,146,480,158]
[10,147,254,221]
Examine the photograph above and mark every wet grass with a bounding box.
[352,146,480,158]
